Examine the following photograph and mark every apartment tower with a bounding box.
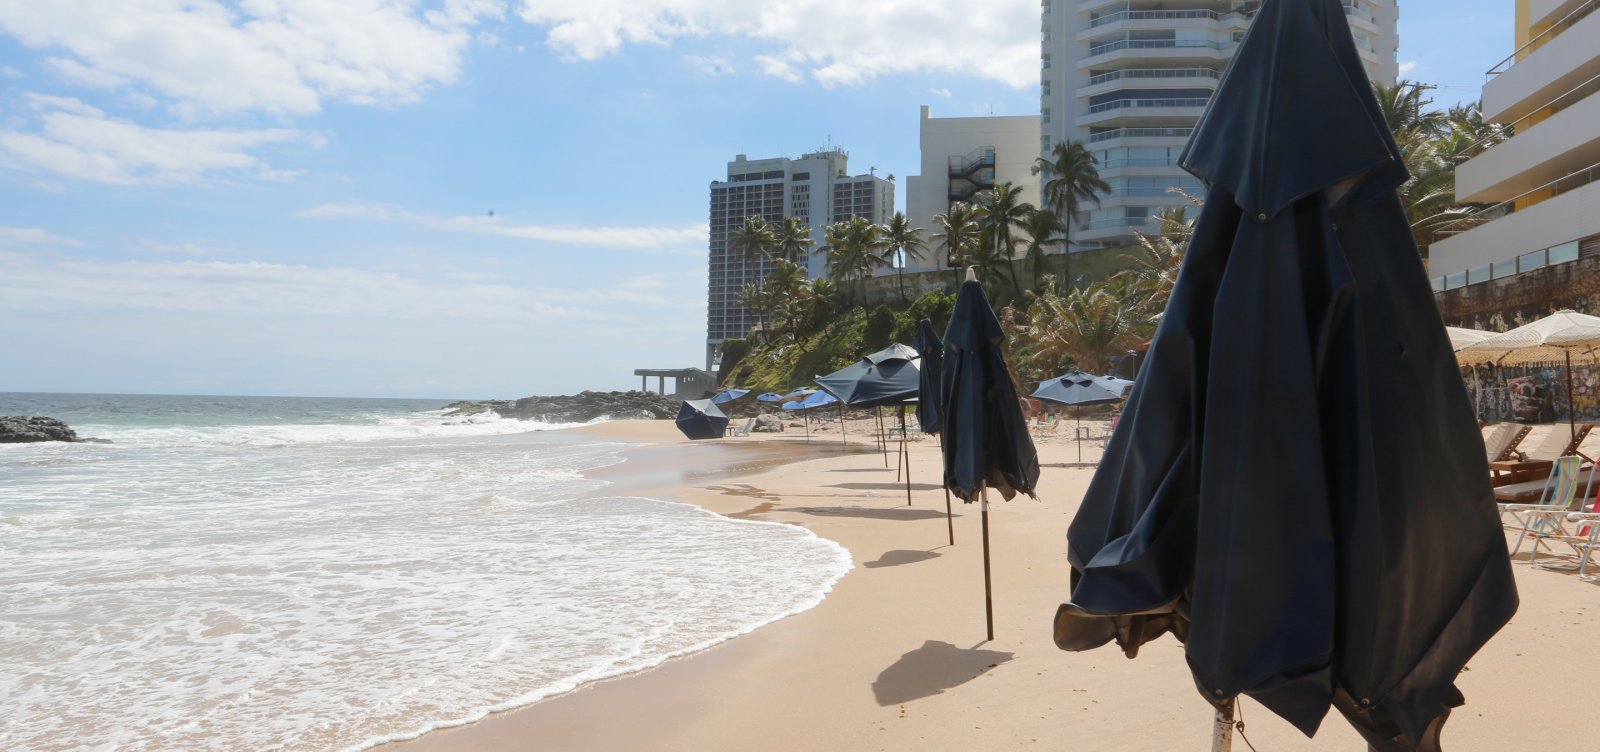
[1427,0,1600,293]
[1040,0,1400,248]
[705,149,894,370]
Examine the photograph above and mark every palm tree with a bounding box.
[771,216,815,266]
[730,215,776,264]
[822,217,886,306]
[881,212,927,302]
[1019,208,1066,290]
[980,181,1034,301]
[965,227,1016,304]
[1373,80,1444,137]
[1033,140,1111,289]
[932,201,982,287]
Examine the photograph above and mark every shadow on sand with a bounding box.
[793,507,955,522]
[863,549,943,569]
[825,482,944,492]
[872,640,1015,706]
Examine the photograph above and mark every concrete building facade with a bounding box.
[903,106,1044,272]
[705,149,894,370]
[1427,0,1600,294]
[1040,0,1400,248]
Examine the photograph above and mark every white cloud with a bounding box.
[929,87,952,99]
[299,201,707,252]
[0,225,79,246]
[1,64,22,78]
[0,94,313,185]
[0,254,579,322]
[1398,60,1418,77]
[684,54,735,76]
[0,0,506,118]
[515,0,1039,88]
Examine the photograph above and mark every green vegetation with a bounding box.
[719,80,1486,391]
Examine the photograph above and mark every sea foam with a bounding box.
[0,415,850,752]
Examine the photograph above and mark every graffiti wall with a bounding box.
[1464,363,1600,424]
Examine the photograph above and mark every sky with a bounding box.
[0,0,1513,399]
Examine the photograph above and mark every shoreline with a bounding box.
[382,419,1600,752]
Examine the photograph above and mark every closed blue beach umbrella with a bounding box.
[674,399,728,440]
[913,319,944,435]
[1051,1,1517,747]
[940,271,1038,640]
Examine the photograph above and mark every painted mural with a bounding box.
[1465,363,1600,424]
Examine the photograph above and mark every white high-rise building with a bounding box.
[1426,0,1600,291]
[903,106,1043,273]
[705,149,894,370]
[1041,0,1400,248]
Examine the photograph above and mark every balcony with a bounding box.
[1080,38,1234,67]
[1086,126,1194,144]
[1078,99,1210,127]
[1483,0,1600,122]
[1457,85,1600,203]
[1088,9,1219,27]
[1429,167,1600,278]
[1086,97,1210,115]
[1086,67,1221,86]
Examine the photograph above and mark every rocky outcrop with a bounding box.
[0,416,83,443]
[753,414,785,433]
[442,390,681,423]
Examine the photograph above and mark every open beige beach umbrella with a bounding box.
[1457,310,1600,447]
[1446,326,1493,351]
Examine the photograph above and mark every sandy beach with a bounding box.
[381,418,1600,751]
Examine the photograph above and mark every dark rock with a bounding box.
[442,391,681,424]
[0,416,83,443]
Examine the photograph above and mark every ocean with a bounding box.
[0,393,851,752]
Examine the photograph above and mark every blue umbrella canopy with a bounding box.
[914,319,944,434]
[780,388,817,402]
[674,399,729,440]
[710,388,751,405]
[780,391,839,411]
[1032,372,1126,407]
[940,281,1038,503]
[816,344,921,408]
[755,392,785,403]
[1099,376,1135,395]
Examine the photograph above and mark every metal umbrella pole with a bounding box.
[803,409,811,443]
[1210,700,1235,752]
[839,403,847,444]
[980,483,994,641]
[899,404,912,506]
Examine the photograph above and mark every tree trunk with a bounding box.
[1060,215,1073,291]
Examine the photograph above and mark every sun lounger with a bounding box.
[730,417,756,437]
[1482,423,1531,463]
[1516,424,1593,462]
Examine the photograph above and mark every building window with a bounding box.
[1041,135,1051,153]
[1042,107,1050,124]
[1043,53,1051,69]
[1041,80,1051,96]
[1550,240,1580,265]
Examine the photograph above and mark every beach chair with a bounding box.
[1560,510,1600,581]
[1500,456,1597,565]
[1517,424,1593,462]
[1483,423,1532,463]
[730,417,756,438]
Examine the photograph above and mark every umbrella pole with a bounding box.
[1076,407,1083,463]
[803,410,810,443]
[877,407,889,467]
[980,484,994,641]
[899,405,911,506]
[944,485,955,545]
[1567,350,1578,451]
[1210,700,1234,752]
[840,404,847,444]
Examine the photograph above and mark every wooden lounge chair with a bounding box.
[1517,424,1593,462]
[1482,423,1532,463]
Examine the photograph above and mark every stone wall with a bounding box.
[1434,254,1600,331]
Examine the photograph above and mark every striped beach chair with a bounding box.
[1500,456,1596,565]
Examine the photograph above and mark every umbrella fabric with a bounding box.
[1457,310,1600,365]
[781,391,839,411]
[1032,372,1125,407]
[674,399,729,440]
[711,388,751,405]
[914,319,945,434]
[940,280,1038,502]
[1099,376,1135,396]
[1445,326,1493,352]
[780,388,817,402]
[755,392,785,403]
[816,345,921,408]
[1051,1,1517,748]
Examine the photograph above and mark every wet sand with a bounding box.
[381,419,1600,752]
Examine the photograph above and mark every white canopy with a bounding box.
[1455,310,1600,366]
